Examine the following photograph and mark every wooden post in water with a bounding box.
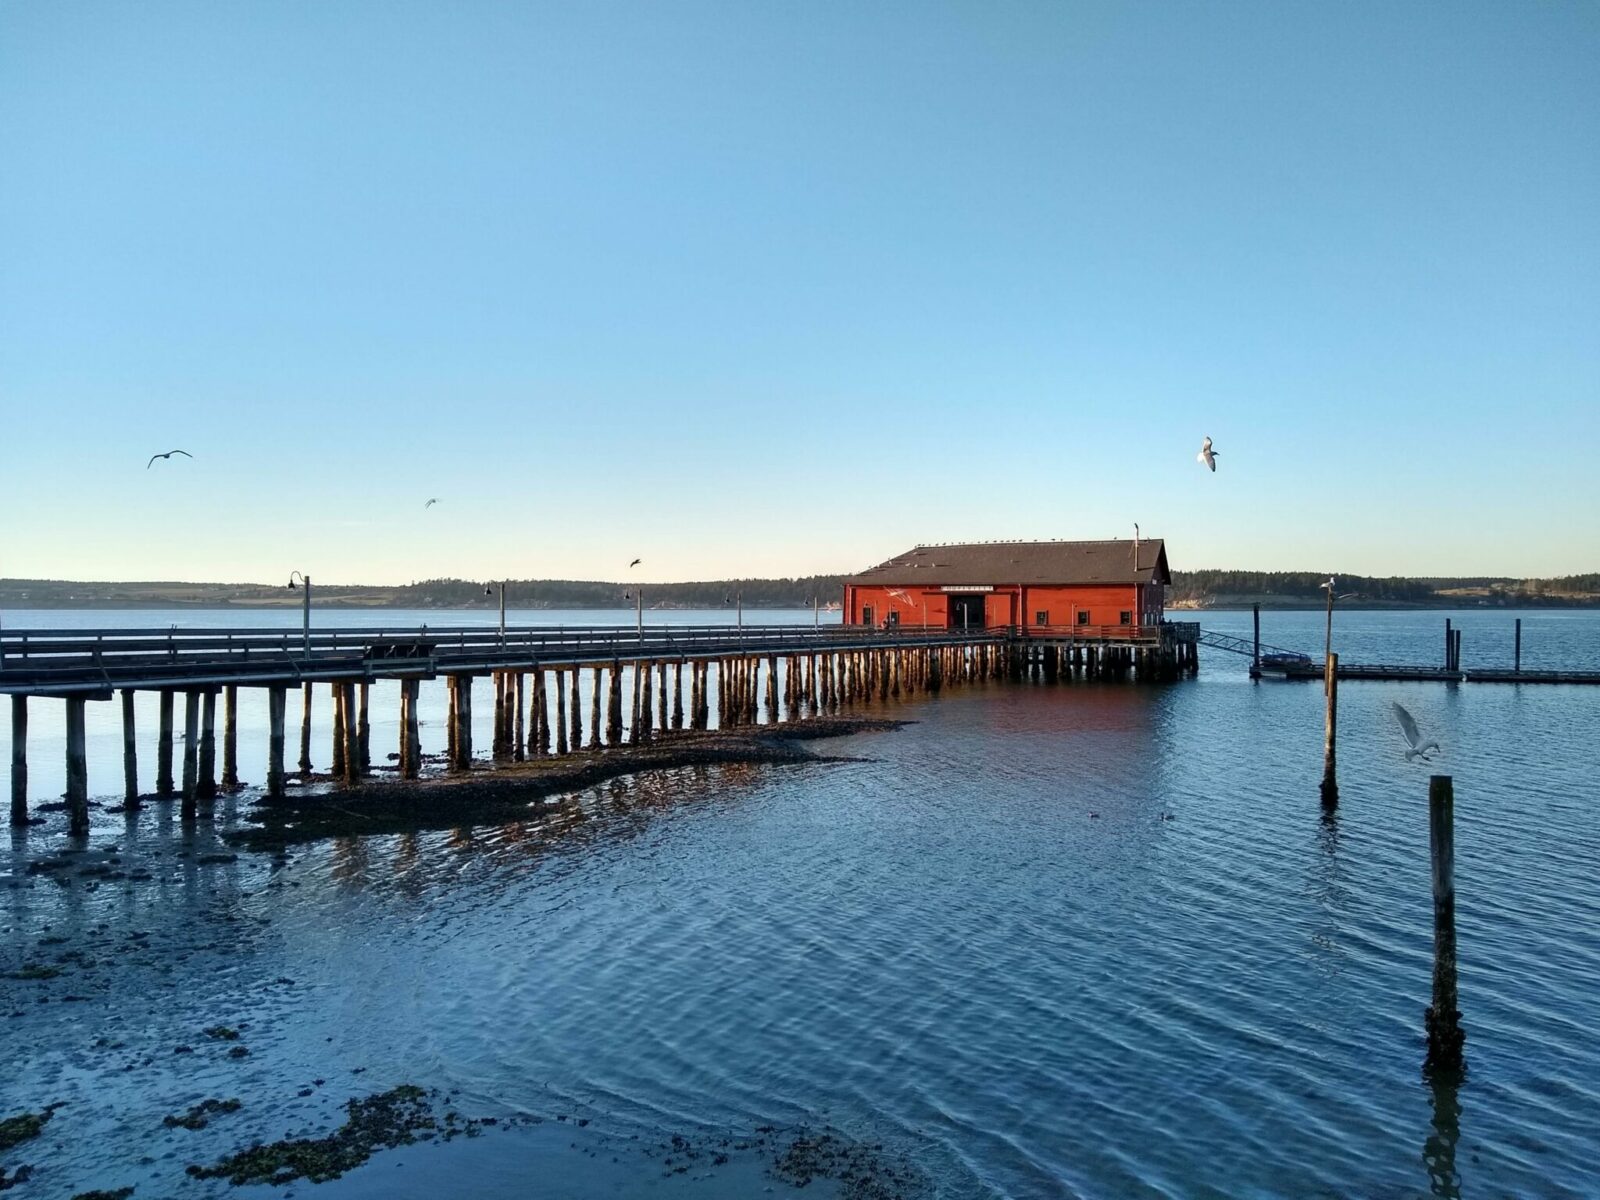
[358,682,370,773]
[1425,775,1465,1072]
[1514,619,1522,673]
[1453,629,1462,675]
[513,673,526,761]
[9,696,26,825]
[404,679,422,777]
[197,690,217,802]
[1252,603,1261,676]
[673,661,685,730]
[607,662,623,745]
[181,691,200,820]
[158,690,176,796]
[221,685,239,789]
[455,676,473,768]
[330,682,346,779]
[121,690,139,809]
[1320,652,1339,808]
[66,696,89,837]
[341,682,361,786]
[446,677,459,767]
[267,685,287,797]
[298,683,313,776]
[555,671,569,754]
[1444,619,1452,671]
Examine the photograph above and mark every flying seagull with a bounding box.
[1196,437,1218,472]
[424,498,440,509]
[629,558,641,568]
[146,449,193,468]
[1392,702,1441,762]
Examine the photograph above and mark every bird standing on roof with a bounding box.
[1197,437,1218,472]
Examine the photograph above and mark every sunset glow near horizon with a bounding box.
[2,2,1596,586]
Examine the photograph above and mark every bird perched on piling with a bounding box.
[1196,437,1218,472]
[146,449,193,468]
[1392,702,1442,761]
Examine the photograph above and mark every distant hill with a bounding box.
[2,571,1596,610]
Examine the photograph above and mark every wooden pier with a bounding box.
[2,620,1200,835]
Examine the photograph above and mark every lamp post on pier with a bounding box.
[485,581,507,641]
[287,572,311,659]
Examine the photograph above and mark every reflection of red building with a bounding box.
[843,539,1171,633]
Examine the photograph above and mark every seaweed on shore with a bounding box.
[162,1098,241,1131]
[185,1085,437,1186]
[0,1104,60,1151]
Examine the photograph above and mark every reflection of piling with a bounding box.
[1425,774,1465,1072]
[1319,652,1338,807]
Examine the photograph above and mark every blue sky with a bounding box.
[2,0,1595,584]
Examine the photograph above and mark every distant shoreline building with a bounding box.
[843,539,1172,631]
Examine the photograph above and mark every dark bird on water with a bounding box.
[146,449,193,468]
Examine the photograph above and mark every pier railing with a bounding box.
[0,623,1010,696]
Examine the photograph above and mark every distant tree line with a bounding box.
[1167,571,1600,606]
[391,576,844,609]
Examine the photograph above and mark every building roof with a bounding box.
[845,539,1171,587]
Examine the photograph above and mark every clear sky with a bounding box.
[1,1,1596,585]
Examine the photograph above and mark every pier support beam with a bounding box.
[607,663,623,744]
[121,689,139,809]
[267,685,287,798]
[403,679,422,778]
[1320,653,1339,808]
[555,671,569,755]
[66,696,88,838]
[331,682,346,779]
[197,690,218,803]
[341,682,361,786]
[358,682,370,774]
[589,667,603,750]
[299,683,313,776]
[181,691,200,821]
[10,696,26,825]
[157,691,175,797]
[221,685,239,790]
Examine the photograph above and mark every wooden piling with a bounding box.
[636,661,652,744]
[358,682,370,773]
[1514,618,1522,673]
[454,675,473,767]
[331,682,346,778]
[1444,619,1453,671]
[267,685,287,797]
[673,661,685,730]
[221,685,239,789]
[1425,775,1465,1072]
[197,690,217,802]
[341,682,361,786]
[404,679,422,777]
[555,671,569,754]
[66,696,89,837]
[589,667,602,749]
[298,683,313,776]
[181,691,200,820]
[10,696,27,825]
[607,662,623,744]
[1320,652,1339,807]
[513,673,526,762]
[1252,603,1261,675]
[121,690,139,809]
[158,690,176,795]
[446,677,459,767]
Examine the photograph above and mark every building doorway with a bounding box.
[947,594,987,630]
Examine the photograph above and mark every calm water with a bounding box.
[4,607,1600,1198]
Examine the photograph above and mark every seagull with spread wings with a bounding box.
[147,449,193,468]
[1196,436,1218,472]
[1392,702,1442,762]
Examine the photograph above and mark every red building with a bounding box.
[843,539,1172,633]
